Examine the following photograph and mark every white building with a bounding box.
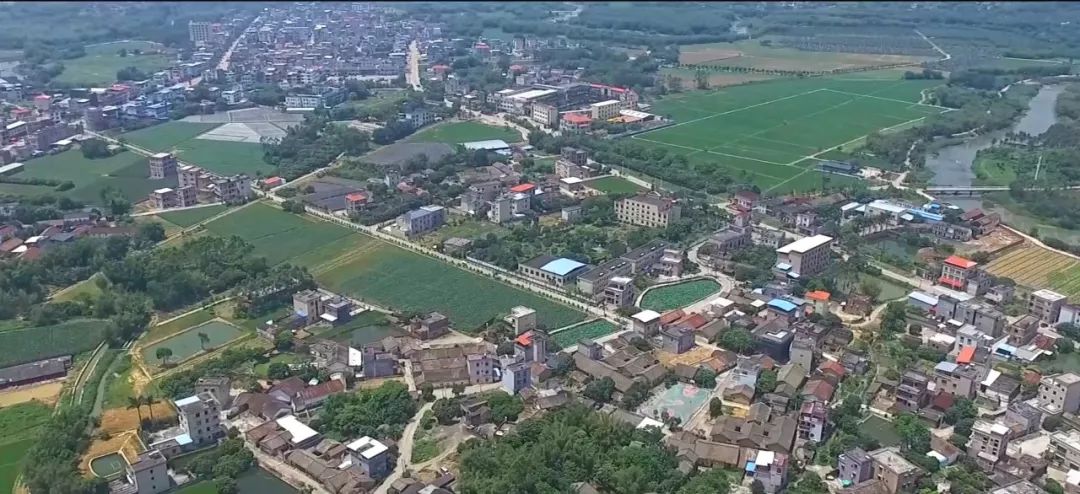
[775,235,834,279]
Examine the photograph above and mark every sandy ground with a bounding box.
[0,381,63,407]
[680,48,743,65]
[956,227,1023,255]
[656,346,715,369]
[100,403,176,434]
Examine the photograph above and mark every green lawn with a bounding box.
[581,175,646,195]
[551,319,619,348]
[419,218,509,248]
[639,279,723,312]
[0,402,52,493]
[12,149,171,203]
[141,320,245,368]
[640,74,946,191]
[858,416,902,447]
[122,122,220,151]
[158,204,229,227]
[406,121,522,145]
[0,439,34,494]
[52,272,109,303]
[253,354,311,379]
[175,481,217,494]
[0,319,111,368]
[53,41,172,86]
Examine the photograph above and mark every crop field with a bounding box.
[582,175,645,195]
[986,244,1080,298]
[53,41,172,86]
[660,67,778,89]
[550,319,619,348]
[121,121,275,176]
[200,203,585,330]
[0,319,110,368]
[140,320,245,367]
[8,149,171,203]
[158,204,228,227]
[639,279,723,312]
[201,202,354,265]
[406,121,522,145]
[678,39,930,72]
[0,402,51,493]
[637,76,946,191]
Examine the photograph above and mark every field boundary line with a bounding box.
[632,136,790,176]
[820,88,950,109]
[635,88,828,136]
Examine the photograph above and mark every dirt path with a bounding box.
[374,402,433,494]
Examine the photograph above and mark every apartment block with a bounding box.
[1039,373,1080,415]
[603,276,636,308]
[939,255,979,291]
[869,448,923,494]
[148,152,177,179]
[774,234,833,278]
[933,361,985,399]
[1030,289,1068,325]
[895,371,930,413]
[175,393,222,446]
[397,205,445,237]
[213,174,252,204]
[967,419,1010,469]
[614,194,681,228]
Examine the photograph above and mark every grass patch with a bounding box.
[679,38,930,71]
[551,319,619,348]
[52,272,109,303]
[0,439,35,494]
[202,202,353,265]
[122,121,220,151]
[0,319,110,368]
[858,416,902,447]
[103,355,135,409]
[406,121,522,145]
[140,320,245,367]
[0,402,51,493]
[639,279,722,312]
[581,175,645,195]
[122,121,275,176]
[411,437,440,464]
[418,218,509,248]
[53,41,172,86]
[253,353,310,379]
[158,204,229,227]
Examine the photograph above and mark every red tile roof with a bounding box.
[562,113,591,125]
[803,379,835,402]
[677,314,709,330]
[805,290,831,302]
[659,309,685,326]
[0,238,23,253]
[509,183,536,193]
[515,331,533,347]
[345,193,367,202]
[956,346,976,364]
[931,390,955,411]
[944,255,977,269]
[819,360,846,378]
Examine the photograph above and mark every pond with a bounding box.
[89,452,127,479]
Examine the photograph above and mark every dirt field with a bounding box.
[661,68,777,89]
[99,403,176,434]
[679,40,928,72]
[679,47,743,65]
[955,227,1023,256]
[79,431,142,477]
[657,346,715,368]
[0,381,63,407]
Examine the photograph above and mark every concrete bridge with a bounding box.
[924,185,1080,196]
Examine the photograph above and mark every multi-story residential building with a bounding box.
[614,194,681,228]
[195,377,232,409]
[148,186,197,210]
[620,239,683,275]
[661,326,695,354]
[774,234,833,278]
[214,174,252,204]
[1050,429,1080,471]
[501,360,531,395]
[293,289,323,324]
[798,400,827,442]
[1039,373,1080,415]
[505,306,537,335]
[868,448,923,494]
[933,361,985,399]
[576,257,632,298]
[788,335,815,372]
[175,392,222,446]
[178,165,199,189]
[967,419,1010,469]
[603,276,636,308]
[1007,315,1042,346]
[589,99,621,121]
[126,450,170,494]
[346,436,391,480]
[895,371,930,413]
[397,205,445,237]
[630,309,661,337]
[189,21,212,45]
[466,353,498,384]
[531,102,558,127]
[939,255,979,291]
[753,320,795,362]
[149,152,177,179]
[345,192,368,215]
[838,448,874,486]
[1030,289,1068,325]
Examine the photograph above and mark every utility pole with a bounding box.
[1034,155,1042,182]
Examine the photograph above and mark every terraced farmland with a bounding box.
[986,244,1080,298]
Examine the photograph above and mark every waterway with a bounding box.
[237,468,298,494]
[926,83,1064,191]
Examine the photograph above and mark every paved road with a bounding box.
[406,40,423,91]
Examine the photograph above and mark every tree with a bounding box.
[693,367,717,388]
[156,347,174,365]
[1046,479,1065,494]
[751,479,766,494]
[274,331,294,351]
[451,382,466,396]
[709,397,724,418]
[488,392,524,424]
[127,396,143,424]
[433,398,462,425]
[858,279,882,300]
[880,302,908,336]
[214,477,238,494]
[584,377,616,403]
[1058,337,1075,354]
[267,362,291,380]
[143,394,158,422]
[81,138,112,159]
[198,332,210,351]
[756,369,778,394]
[894,413,931,453]
[718,328,755,353]
[420,383,435,402]
[1044,415,1064,432]
[677,468,732,494]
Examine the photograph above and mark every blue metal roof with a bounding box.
[540,258,586,276]
[767,299,798,313]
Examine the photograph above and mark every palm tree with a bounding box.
[197,332,210,351]
[143,394,159,422]
[155,347,173,366]
[127,396,143,423]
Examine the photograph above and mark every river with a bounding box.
[926,83,1065,191]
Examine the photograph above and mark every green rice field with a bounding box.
[158,204,229,227]
[639,279,723,312]
[0,319,110,368]
[551,319,619,348]
[637,75,946,191]
[0,402,51,494]
[7,149,171,203]
[200,203,585,330]
[406,121,522,145]
[54,41,172,86]
[140,320,245,367]
[582,175,645,195]
[121,121,275,176]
